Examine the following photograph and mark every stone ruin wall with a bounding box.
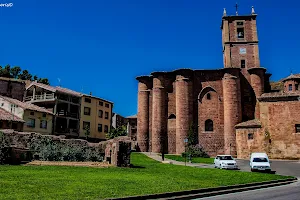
[0,130,132,167]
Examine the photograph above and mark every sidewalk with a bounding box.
[141,152,214,168]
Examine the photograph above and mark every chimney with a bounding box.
[90,92,92,96]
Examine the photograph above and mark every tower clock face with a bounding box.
[239,48,246,54]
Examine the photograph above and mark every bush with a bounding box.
[181,144,209,158]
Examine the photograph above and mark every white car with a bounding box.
[214,155,238,169]
[250,153,271,172]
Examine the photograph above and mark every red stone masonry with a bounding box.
[136,76,151,152]
[151,73,167,153]
[223,68,242,156]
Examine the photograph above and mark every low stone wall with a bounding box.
[0,130,132,167]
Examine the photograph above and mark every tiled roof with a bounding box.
[0,108,25,122]
[235,119,262,129]
[126,115,137,119]
[0,77,26,83]
[27,82,56,92]
[259,91,300,99]
[0,95,53,115]
[281,74,300,82]
[56,87,81,97]
[27,82,113,102]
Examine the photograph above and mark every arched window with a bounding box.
[207,93,211,100]
[168,114,176,119]
[205,119,213,132]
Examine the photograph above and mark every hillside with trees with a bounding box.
[0,65,50,85]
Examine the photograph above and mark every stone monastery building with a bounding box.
[136,7,300,159]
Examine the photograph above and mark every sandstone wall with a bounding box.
[236,101,300,159]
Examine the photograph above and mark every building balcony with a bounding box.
[56,110,79,119]
[25,94,55,102]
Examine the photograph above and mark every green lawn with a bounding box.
[0,153,290,200]
[164,155,214,164]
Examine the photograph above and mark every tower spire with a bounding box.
[223,8,227,16]
[251,6,255,15]
[235,2,238,16]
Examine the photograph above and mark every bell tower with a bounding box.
[221,6,260,70]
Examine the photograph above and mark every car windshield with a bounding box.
[219,156,233,160]
[253,157,268,162]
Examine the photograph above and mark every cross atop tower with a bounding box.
[235,2,238,15]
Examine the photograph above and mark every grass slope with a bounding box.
[164,155,214,164]
[0,153,290,200]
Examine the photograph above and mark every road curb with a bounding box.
[107,178,297,200]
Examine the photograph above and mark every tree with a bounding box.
[10,66,21,78]
[38,78,50,85]
[106,125,127,139]
[33,75,38,81]
[1,65,12,78]
[18,70,32,80]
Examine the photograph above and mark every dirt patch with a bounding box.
[26,160,112,168]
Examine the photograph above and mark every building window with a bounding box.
[205,119,213,132]
[27,118,35,128]
[237,21,244,26]
[104,125,108,133]
[0,121,3,128]
[241,60,246,68]
[98,124,102,132]
[85,98,91,103]
[296,124,300,133]
[42,113,46,118]
[84,107,91,115]
[207,93,211,100]
[1,103,3,106]
[237,27,244,39]
[132,129,137,134]
[168,114,176,119]
[98,110,103,118]
[83,121,90,130]
[99,101,103,106]
[295,84,299,91]
[40,120,47,129]
[289,84,293,91]
[244,96,251,102]
[30,111,34,116]
[248,133,254,140]
[105,112,109,119]
[12,122,18,130]
[105,103,109,108]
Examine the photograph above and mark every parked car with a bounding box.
[250,152,271,172]
[214,155,238,169]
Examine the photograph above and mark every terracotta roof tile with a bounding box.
[0,95,53,115]
[0,108,25,122]
[126,115,137,119]
[259,91,300,99]
[235,119,262,129]
[281,74,300,82]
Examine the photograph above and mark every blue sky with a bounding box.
[1,0,299,116]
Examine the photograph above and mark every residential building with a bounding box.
[25,82,81,136]
[0,95,53,134]
[79,94,113,141]
[112,113,127,129]
[126,115,137,141]
[0,108,24,131]
[24,82,114,140]
[0,77,26,101]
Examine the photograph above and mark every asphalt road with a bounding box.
[236,159,300,177]
[193,159,300,200]
[196,180,300,200]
